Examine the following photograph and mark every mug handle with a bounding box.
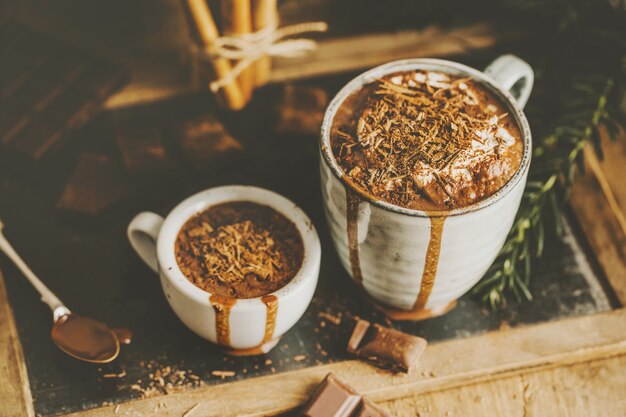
[128,212,164,273]
[484,54,534,110]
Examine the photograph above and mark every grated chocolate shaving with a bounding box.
[175,202,304,299]
[331,70,523,210]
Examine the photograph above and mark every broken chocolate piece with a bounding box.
[301,373,361,417]
[274,85,328,136]
[173,114,243,172]
[57,153,132,215]
[115,126,175,176]
[347,318,370,352]
[347,319,427,373]
[300,373,390,417]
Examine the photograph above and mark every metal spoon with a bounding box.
[0,219,121,363]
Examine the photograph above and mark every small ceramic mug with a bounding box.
[127,185,321,353]
[320,55,533,318]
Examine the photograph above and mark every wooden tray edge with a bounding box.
[3,123,625,417]
[0,270,35,417]
[56,308,626,417]
[570,142,626,306]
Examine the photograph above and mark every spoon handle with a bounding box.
[0,219,67,315]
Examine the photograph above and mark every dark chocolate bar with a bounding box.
[347,319,427,373]
[300,373,391,417]
[0,22,128,161]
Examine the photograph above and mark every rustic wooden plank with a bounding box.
[105,24,501,109]
[62,308,626,417]
[584,131,626,236]
[108,23,500,109]
[0,269,35,417]
[268,24,499,83]
[570,146,626,306]
[380,354,626,417]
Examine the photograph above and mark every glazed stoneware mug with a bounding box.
[127,185,321,353]
[320,55,533,319]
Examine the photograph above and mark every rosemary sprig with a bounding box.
[467,0,626,310]
[472,74,622,309]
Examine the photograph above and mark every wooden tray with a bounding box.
[1,70,625,417]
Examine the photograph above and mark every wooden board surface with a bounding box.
[266,23,498,84]
[0,79,612,416]
[570,141,626,307]
[1,3,625,412]
[380,354,626,417]
[0,270,34,417]
[57,308,626,416]
[0,64,623,417]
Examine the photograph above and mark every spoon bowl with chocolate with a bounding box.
[128,186,320,354]
[320,55,533,319]
[0,219,128,363]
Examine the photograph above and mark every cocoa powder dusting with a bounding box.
[175,202,303,298]
[331,70,523,210]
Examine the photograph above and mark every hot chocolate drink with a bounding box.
[330,70,524,210]
[175,201,304,299]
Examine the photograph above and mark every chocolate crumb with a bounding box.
[318,312,342,325]
[126,362,202,399]
[102,370,126,379]
[211,370,235,378]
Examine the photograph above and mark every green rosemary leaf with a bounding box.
[471,55,624,310]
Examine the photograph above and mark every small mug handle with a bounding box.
[127,212,164,273]
[484,54,534,110]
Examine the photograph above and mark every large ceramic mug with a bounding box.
[320,55,533,318]
[127,186,321,353]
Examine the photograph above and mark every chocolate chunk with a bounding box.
[57,153,132,215]
[115,126,175,176]
[274,85,328,136]
[347,318,371,352]
[173,114,243,172]
[347,319,427,373]
[301,373,390,417]
[301,373,361,417]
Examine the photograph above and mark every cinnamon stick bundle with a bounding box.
[186,0,246,110]
[222,0,254,100]
[252,0,277,87]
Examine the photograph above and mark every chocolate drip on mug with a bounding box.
[345,187,363,283]
[261,294,278,343]
[413,216,446,309]
[209,295,237,346]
